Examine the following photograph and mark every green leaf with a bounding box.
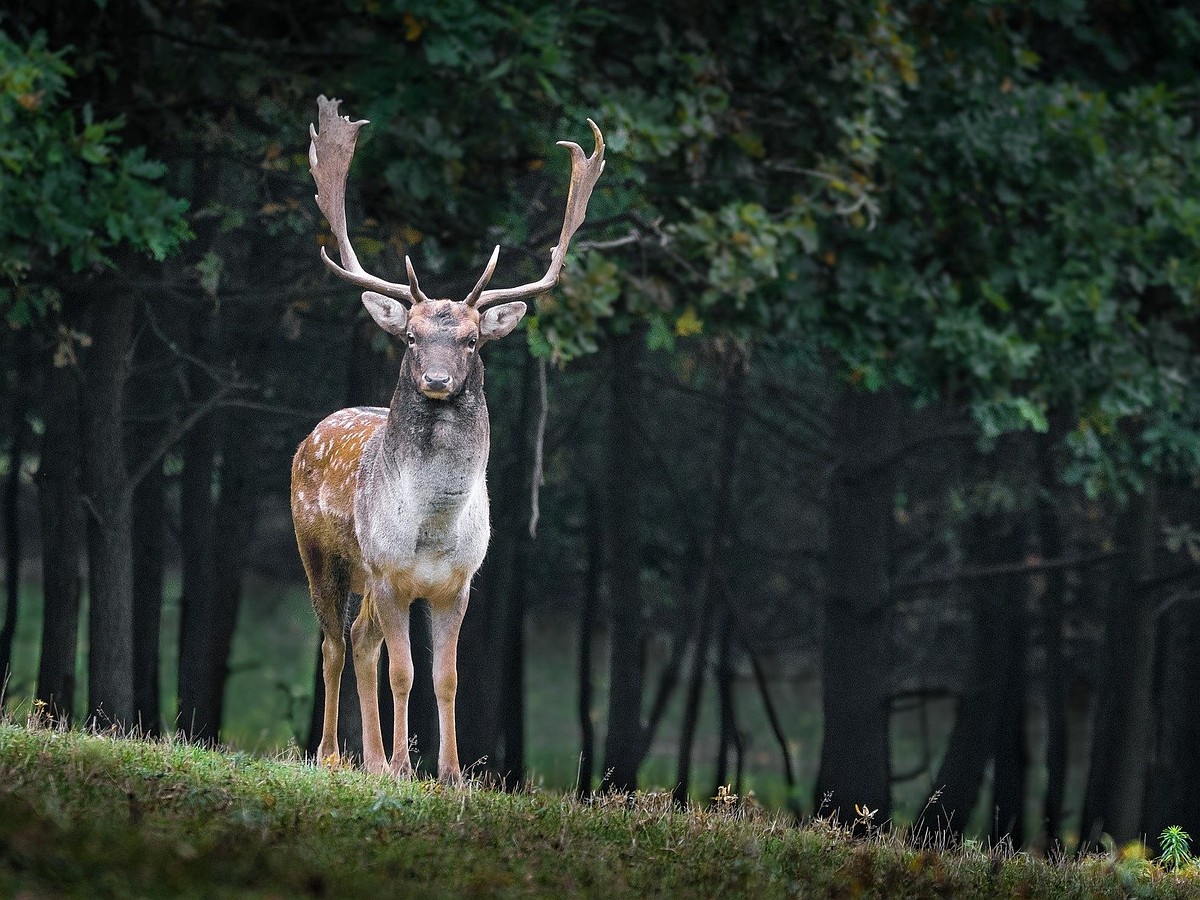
[196,251,223,296]
[645,315,675,352]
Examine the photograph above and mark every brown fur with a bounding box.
[291,407,387,603]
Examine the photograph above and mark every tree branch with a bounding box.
[124,385,234,494]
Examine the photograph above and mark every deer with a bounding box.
[291,95,604,783]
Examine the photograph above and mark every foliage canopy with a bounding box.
[0,29,190,327]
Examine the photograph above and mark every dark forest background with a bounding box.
[4,0,1200,853]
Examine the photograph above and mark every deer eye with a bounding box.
[468,335,477,350]
[406,332,416,347]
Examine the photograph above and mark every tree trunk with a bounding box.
[127,305,171,736]
[920,650,995,836]
[1141,600,1200,843]
[673,356,746,805]
[497,535,529,787]
[206,408,259,739]
[637,629,688,768]
[725,579,798,814]
[917,508,1026,843]
[577,488,601,798]
[814,385,898,829]
[990,582,1028,847]
[454,571,502,775]
[1078,607,1120,851]
[1104,482,1158,844]
[79,288,137,726]
[176,327,219,739]
[493,348,540,787]
[129,436,165,736]
[1079,484,1158,848]
[711,606,740,801]
[35,361,85,722]
[1036,436,1068,852]
[0,388,29,689]
[674,593,716,806]
[599,330,647,793]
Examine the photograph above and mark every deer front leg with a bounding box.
[374,594,415,779]
[430,588,469,784]
[351,598,387,775]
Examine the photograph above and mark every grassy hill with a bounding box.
[1,722,1196,898]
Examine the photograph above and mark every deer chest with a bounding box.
[355,449,490,591]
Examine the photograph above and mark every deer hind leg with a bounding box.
[351,594,387,774]
[430,587,469,784]
[372,588,415,779]
[299,543,350,767]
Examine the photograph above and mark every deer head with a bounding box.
[308,95,605,400]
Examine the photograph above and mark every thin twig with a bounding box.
[1154,585,1200,621]
[125,385,235,493]
[139,298,241,389]
[895,548,1132,592]
[529,358,549,538]
[576,231,642,252]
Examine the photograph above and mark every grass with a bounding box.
[3,723,1198,898]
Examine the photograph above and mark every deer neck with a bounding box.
[380,356,489,474]
[355,356,492,583]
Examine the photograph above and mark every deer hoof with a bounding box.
[317,749,341,769]
[363,754,388,776]
[438,766,463,787]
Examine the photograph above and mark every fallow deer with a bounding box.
[292,96,604,782]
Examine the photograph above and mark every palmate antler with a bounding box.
[309,96,425,303]
[309,95,605,307]
[470,119,606,309]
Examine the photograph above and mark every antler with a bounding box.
[471,119,606,309]
[311,98,605,309]
[309,95,421,304]
[463,245,500,306]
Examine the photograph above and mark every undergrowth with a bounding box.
[1,722,1197,898]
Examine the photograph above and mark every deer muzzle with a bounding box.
[421,370,452,400]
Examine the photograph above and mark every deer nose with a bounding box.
[423,371,451,391]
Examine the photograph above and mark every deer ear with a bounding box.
[361,291,409,335]
[479,301,526,343]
